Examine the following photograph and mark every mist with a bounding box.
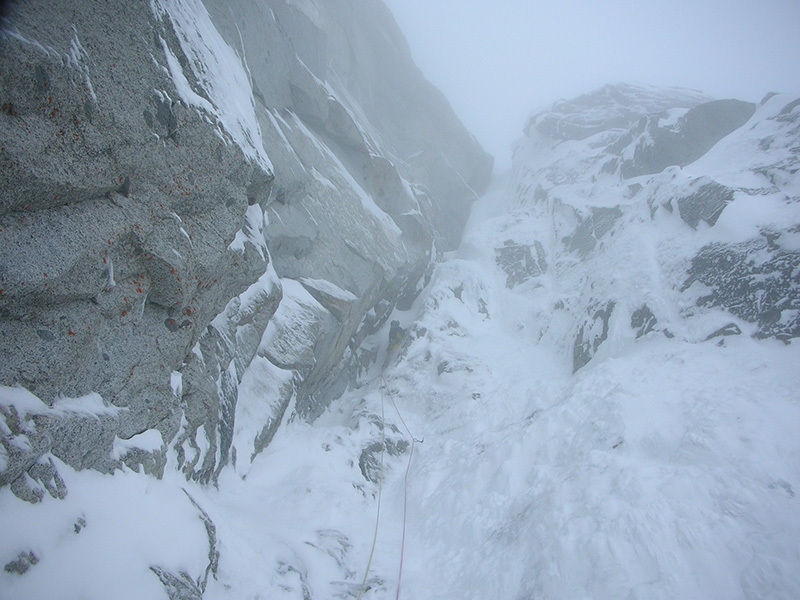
[382,0,800,170]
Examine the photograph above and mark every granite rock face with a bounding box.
[0,0,491,496]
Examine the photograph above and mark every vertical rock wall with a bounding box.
[0,0,492,497]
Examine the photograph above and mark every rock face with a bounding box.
[0,0,491,498]
[507,83,799,372]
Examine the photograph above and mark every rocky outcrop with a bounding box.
[0,0,491,498]
[505,84,799,372]
[619,99,755,178]
[526,83,710,142]
[683,236,800,341]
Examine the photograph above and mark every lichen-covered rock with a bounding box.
[0,0,277,483]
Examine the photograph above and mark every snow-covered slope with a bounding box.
[375,85,800,599]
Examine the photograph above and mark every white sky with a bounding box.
[381,0,800,170]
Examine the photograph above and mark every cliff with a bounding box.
[0,0,491,499]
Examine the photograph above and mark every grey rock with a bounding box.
[299,277,357,323]
[248,372,295,463]
[683,236,800,340]
[495,240,548,288]
[620,99,755,179]
[260,284,338,374]
[573,301,616,372]
[527,83,710,142]
[359,438,409,483]
[27,455,67,500]
[0,0,273,479]
[0,0,491,492]
[203,0,491,252]
[354,410,409,483]
[0,403,71,502]
[705,323,742,341]
[35,409,121,475]
[677,180,735,229]
[9,474,45,504]
[183,490,219,591]
[631,305,658,339]
[149,566,203,600]
[73,516,87,534]
[4,550,39,575]
[564,207,623,257]
[0,404,50,492]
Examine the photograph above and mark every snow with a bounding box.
[67,28,97,102]
[298,277,358,302]
[0,462,208,600]
[152,0,273,174]
[228,204,268,257]
[231,356,294,476]
[170,370,182,398]
[111,430,165,461]
[0,386,50,414]
[50,393,124,418]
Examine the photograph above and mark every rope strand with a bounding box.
[395,432,415,600]
[355,371,420,600]
[383,377,421,600]
[355,383,387,600]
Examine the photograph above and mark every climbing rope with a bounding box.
[395,432,414,600]
[386,381,421,600]
[355,382,387,600]
[357,321,421,599]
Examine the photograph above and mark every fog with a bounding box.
[382,0,800,170]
